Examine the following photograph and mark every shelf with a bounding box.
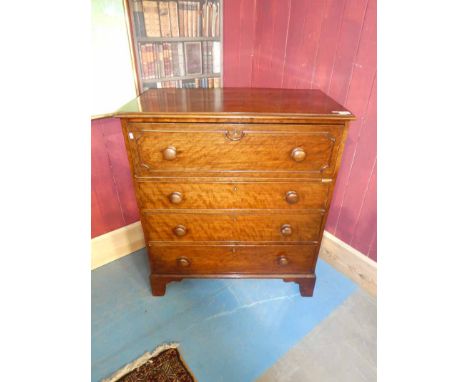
[142,73,221,83]
[137,36,220,43]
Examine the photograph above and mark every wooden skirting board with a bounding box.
[91,221,145,270]
[91,222,377,295]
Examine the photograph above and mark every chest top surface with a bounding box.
[115,88,354,121]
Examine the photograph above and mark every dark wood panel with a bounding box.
[136,180,331,210]
[148,244,319,274]
[115,88,353,117]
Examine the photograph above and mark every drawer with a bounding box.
[148,244,319,274]
[136,180,331,210]
[142,211,323,242]
[125,123,343,177]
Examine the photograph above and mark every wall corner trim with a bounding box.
[90,223,377,296]
[320,231,377,296]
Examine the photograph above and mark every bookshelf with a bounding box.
[124,0,223,94]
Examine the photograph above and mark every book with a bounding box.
[187,2,192,37]
[177,42,185,76]
[184,41,202,75]
[157,43,165,77]
[207,41,213,74]
[168,1,179,37]
[171,43,180,77]
[142,1,161,37]
[178,1,185,37]
[212,1,219,37]
[162,43,171,77]
[133,0,146,37]
[139,43,148,79]
[213,77,220,88]
[159,1,172,38]
[149,43,155,79]
[213,41,220,74]
[202,41,207,74]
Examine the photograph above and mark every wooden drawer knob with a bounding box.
[278,255,289,266]
[280,224,292,236]
[163,146,177,160]
[169,192,183,204]
[285,191,299,204]
[173,225,187,237]
[291,147,306,162]
[177,257,190,267]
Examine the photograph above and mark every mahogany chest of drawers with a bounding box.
[116,88,354,297]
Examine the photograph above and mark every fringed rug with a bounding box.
[102,343,196,382]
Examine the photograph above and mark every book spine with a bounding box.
[159,1,172,38]
[213,77,220,88]
[169,1,179,37]
[208,2,213,37]
[202,41,207,74]
[178,42,185,76]
[163,43,171,77]
[212,1,218,38]
[142,1,161,37]
[139,44,147,80]
[158,43,165,77]
[187,2,192,38]
[213,41,220,74]
[195,2,200,37]
[171,43,180,77]
[207,41,213,74]
[149,43,155,79]
[133,0,145,37]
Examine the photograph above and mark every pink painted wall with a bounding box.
[91,118,139,238]
[224,0,377,261]
[91,0,377,261]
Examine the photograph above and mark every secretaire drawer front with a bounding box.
[142,211,323,242]
[148,244,319,274]
[126,124,342,177]
[136,180,331,210]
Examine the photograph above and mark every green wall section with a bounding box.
[92,0,136,116]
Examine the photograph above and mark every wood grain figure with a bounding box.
[117,88,354,296]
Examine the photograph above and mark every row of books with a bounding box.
[143,77,221,89]
[133,0,220,39]
[139,41,220,80]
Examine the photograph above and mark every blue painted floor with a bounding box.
[92,249,357,382]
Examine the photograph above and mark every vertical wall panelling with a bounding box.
[99,118,140,225]
[251,0,292,88]
[327,0,369,102]
[283,0,327,89]
[91,119,126,237]
[310,0,347,90]
[91,118,139,238]
[91,0,377,260]
[223,0,377,259]
[325,0,376,251]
